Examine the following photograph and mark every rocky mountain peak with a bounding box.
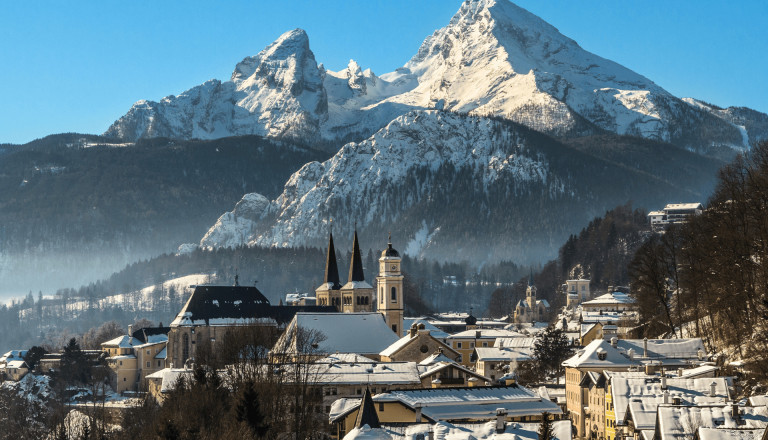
[231,28,311,81]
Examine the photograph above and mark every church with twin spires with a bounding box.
[315,230,404,336]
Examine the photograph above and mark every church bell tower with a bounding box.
[376,235,404,336]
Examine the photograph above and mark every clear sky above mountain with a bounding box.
[1,0,765,145]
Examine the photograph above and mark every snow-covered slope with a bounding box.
[106,29,329,143]
[197,111,548,261]
[105,0,762,153]
[683,98,768,146]
[200,110,717,263]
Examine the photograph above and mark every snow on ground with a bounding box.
[18,274,210,321]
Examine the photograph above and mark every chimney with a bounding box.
[732,403,739,420]
[431,378,441,389]
[710,382,717,397]
[476,331,481,339]
[611,337,618,348]
[645,364,656,375]
[678,368,684,377]
[663,390,670,404]
[496,408,507,433]
[628,348,635,360]
[128,324,133,344]
[468,377,478,387]
[643,337,648,358]
[698,349,705,360]
[661,375,667,390]
[410,324,418,338]
[415,404,422,422]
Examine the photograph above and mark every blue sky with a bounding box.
[1,0,766,145]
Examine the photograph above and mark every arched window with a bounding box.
[182,333,189,363]
[391,286,397,302]
[365,296,369,305]
[380,287,384,304]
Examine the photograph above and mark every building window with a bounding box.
[158,360,161,367]
[392,324,397,333]
[457,342,462,349]
[380,287,383,304]
[147,361,150,368]
[182,333,190,363]
[379,403,384,411]
[391,287,397,302]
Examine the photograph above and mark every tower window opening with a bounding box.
[391,287,397,302]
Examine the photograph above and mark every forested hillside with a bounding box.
[630,141,768,378]
[486,203,651,317]
[0,134,330,296]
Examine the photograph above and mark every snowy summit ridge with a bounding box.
[105,0,762,151]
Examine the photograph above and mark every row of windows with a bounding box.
[341,296,371,305]
[452,341,489,349]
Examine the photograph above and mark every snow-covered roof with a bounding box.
[613,377,730,428]
[417,361,488,383]
[399,420,573,440]
[537,385,566,404]
[563,338,706,368]
[170,284,334,327]
[0,350,28,364]
[648,210,665,216]
[330,397,363,422]
[308,361,421,386]
[656,405,768,440]
[419,352,456,365]
[134,335,168,349]
[154,347,167,360]
[4,360,28,369]
[108,354,137,360]
[580,310,639,323]
[697,428,765,440]
[343,425,392,440]
[380,334,418,358]
[318,353,376,364]
[582,292,636,306]
[373,385,562,421]
[665,203,702,211]
[580,323,599,337]
[101,335,135,348]
[474,347,531,362]
[402,319,449,339]
[274,312,399,355]
[672,365,719,379]
[380,330,454,359]
[494,337,536,350]
[538,299,550,308]
[749,395,768,407]
[146,368,193,393]
[562,339,636,368]
[447,329,521,340]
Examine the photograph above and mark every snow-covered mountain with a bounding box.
[106,0,764,153]
[199,110,720,263]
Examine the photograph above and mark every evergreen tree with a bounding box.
[538,412,553,440]
[533,327,573,379]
